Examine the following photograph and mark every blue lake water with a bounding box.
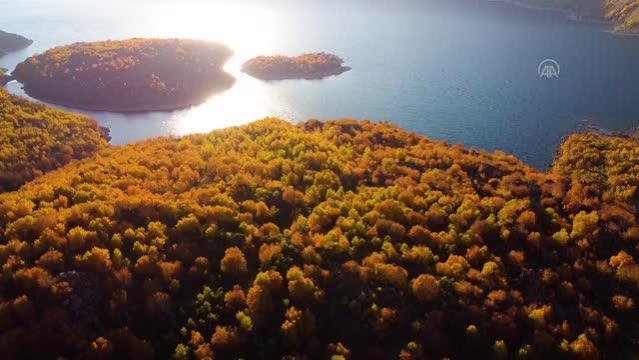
[1,0,639,169]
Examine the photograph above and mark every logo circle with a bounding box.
[538,59,560,78]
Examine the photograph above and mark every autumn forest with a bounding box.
[0,85,637,358]
[2,1,639,358]
[11,39,236,112]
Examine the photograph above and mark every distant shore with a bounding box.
[0,30,33,57]
[488,0,626,33]
[604,29,639,37]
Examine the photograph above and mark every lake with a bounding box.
[1,0,639,169]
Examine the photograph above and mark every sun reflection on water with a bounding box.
[3,0,301,144]
[143,1,292,136]
[169,74,293,136]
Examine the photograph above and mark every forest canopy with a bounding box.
[552,131,639,205]
[12,38,236,112]
[0,116,637,359]
[241,53,351,80]
[603,0,639,32]
[0,88,109,193]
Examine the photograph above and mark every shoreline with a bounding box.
[243,66,352,81]
[604,28,639,37]
[487,0,638,35]
[16,82,235,113]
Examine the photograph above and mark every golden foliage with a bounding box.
[551,132,639,204]
[0,88,108,192]
[241,52,350,80]
[12,38,235,111]
[220,247,248,277]
[411,274,440,303]
[0,119,636,358]
[605,0,639,33]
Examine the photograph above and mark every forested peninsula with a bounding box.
[0,30,33,58]
[0,95,638,358]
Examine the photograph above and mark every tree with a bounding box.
[220,247,248,277]
[412,274,440,303]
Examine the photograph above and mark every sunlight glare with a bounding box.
[145,1,291,135]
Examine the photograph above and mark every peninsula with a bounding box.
[1,114,638,359]
[0,30,33,57]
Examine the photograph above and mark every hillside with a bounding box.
[0,117,637,358]
[12,39,236,112]
[0,88,109,192]
[552,131,639,205]
[0,30,33,58]
[604,0,639,32]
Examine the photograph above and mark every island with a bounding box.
[241,52,351,80]
[0,30,33,57]
[11,38,236,112]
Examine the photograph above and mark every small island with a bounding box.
[241,52,351,80]
[12,38,236,112]
[0,30,33,57]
